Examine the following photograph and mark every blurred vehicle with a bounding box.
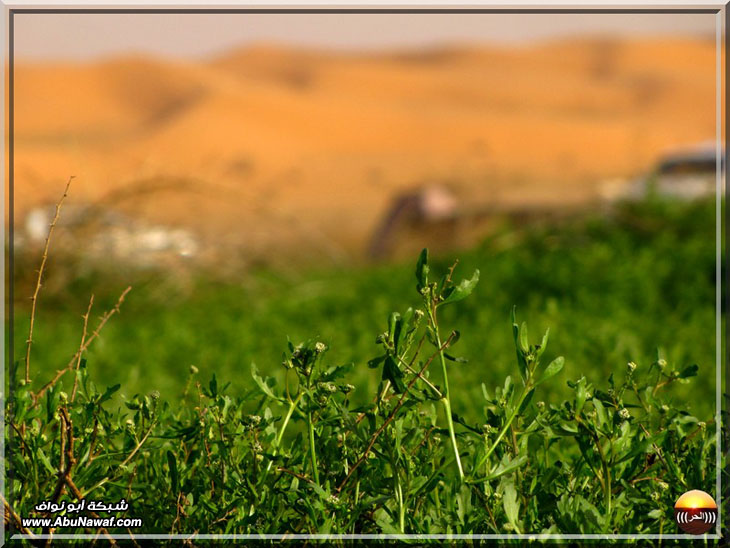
[628,142,724,200]
[17,203,199,267]
[368,185,459,259]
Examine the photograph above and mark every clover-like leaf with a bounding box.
[440,269,480,306]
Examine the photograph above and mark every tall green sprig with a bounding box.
[416,249,479,482]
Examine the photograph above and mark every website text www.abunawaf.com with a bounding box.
[21,498,142,529]
[21,515,143,528]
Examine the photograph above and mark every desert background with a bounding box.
[8,13,721,426]
[12,34,718,267]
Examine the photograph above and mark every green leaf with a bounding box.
[321,363,354,381]
[519,322,529,353]
[46,385,59,423]
[220,395,233,421]
[36,448,56,475]
[98,383,121,404]
[678,364,698,378]
[535,356,564,386]
[576,496,603,531]
[503,481,520,528]
[124,397,141,410]
[537,328,550,358]
[511,308,528,382]
[209,374,218,398]
[574,377,588,415]
[553,423,579,436]
[250,363,283,402]
[382,356,406,394]
[518,389,535,414]
[593,398,606,430]
[396,308,414,350]
[416,248,429,290]
[616,431,668,464]
[450,412,484,434]
[374,508,403,534]
[167,450,179,493]
[368,355,386,369]
[388,312,399,342]
[469,455,528,483]
[444,353,468,364]
[439,269,480,306]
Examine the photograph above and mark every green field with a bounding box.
[15,196,721,421]
[6,195,724,538]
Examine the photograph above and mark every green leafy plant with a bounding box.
[5,246,718,542]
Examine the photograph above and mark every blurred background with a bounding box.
[10,11,723,421]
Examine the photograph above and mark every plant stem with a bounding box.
[265,394,302,474]
[440,397,464,480]
[596,438,612,524]
[474,382,532,473]
[396,473,405,533]
[429,307,464,482]
[308,410,320,485]
[25,176,73,384]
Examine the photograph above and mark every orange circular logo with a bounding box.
[674,489,717,534]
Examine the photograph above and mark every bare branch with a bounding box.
[2,492,37,539]
[33,286,131,404]
[71,294,95,402]
[25,176,74,383]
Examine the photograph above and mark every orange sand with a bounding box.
[11,37,717,258]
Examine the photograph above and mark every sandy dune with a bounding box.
[12,37,717,261]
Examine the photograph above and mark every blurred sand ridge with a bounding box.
[12,36,716,265]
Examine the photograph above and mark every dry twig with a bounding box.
[71,294,94,402]
[33,286,131,404]
[25,176,74,383]
[2,492,36,539]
